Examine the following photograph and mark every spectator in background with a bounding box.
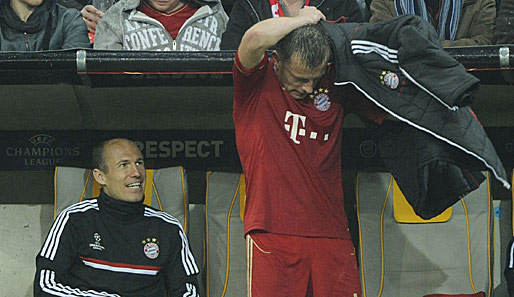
[495,0,514,44]
[0,0,90,50]
[220,0,364,49]
[93,0,227,50]
[369,0,496,46]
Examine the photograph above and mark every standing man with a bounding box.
[34,138,199,297]
[234,7,386,297]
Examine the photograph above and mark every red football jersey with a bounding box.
[233,53,384,238]
[139,3,198,39]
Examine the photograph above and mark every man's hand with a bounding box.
[297,6,326,24]
[238,6,326,70]
[81,5,104,33]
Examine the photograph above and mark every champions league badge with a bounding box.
[380,71,399,89]
[311,88,331,111]
[142,238,160,259]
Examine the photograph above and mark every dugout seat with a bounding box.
[53,166,189,231]
[204,171,246,297]
[189,202,207,296]
[356,171,493,297]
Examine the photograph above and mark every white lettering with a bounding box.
[182,27,193,42]
[146,141,158,158]
[199,30,211,48]
[211,140,223,157]
[155,29,169,45]
[185,141,197,157]
[284,111,306,144]
[124,19,136,32]
[147,28,159,47]
[172,142,185,158]
[129,32,141,50]
[208,17,218,35]
[197,141,210,157]
[159,141,171,158]
[208,35,219,50]
[191,27,201,44]
[137,140,225,159]
[136,30,151,49]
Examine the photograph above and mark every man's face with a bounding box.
[11,0,44,12]
[274,54,327,101]
[144,0,181,13]
[95,140,146,203]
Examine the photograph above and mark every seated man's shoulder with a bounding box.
[54,3,83,17]
[57,198,100,219]
[142,208,184,229]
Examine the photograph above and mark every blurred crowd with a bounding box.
[0,0,512,51]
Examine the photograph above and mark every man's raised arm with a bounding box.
[237,6,326,70]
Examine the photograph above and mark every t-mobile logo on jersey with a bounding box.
[284,111,329,144]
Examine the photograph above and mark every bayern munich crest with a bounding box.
[380,71,399,89]
[142,238,160,259]
[311,88,331,111]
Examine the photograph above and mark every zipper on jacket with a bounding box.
[24,32,29,50]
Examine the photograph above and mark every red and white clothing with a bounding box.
[247,232,362,296]
[139,3,198,39]
[233,53,384,239]
[233,52,384,296]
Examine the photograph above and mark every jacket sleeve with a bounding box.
[164,226,200,297]
[93,8,124,49]
[440,0,496,46]
[60,7,92,49]
[369,0,396,23]
[34,212,119,297]
[220,0,257,50]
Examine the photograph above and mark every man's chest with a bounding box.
[75,220,171,271]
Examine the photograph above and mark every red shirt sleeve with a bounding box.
[233,50,268,101]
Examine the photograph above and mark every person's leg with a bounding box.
[310,238,361,297]
[246,232,310,297]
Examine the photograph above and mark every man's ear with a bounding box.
[93,168,106,186]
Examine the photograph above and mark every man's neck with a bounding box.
[10,0,37,22]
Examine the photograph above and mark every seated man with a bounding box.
[369,0,496,46]
[220,0,364,50]
[34,138,200,297]
[93,0,228,50]
[0,0,90,50]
